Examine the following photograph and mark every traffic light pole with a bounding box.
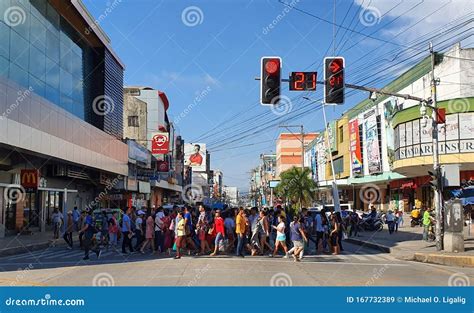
[430,42,443,251]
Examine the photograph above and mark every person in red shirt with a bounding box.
[187,144,203,166]
[210,210,226,256]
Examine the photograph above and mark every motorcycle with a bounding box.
[410,216,422,227]
[359,217,384,232]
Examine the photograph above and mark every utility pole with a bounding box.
[301,125,305,168]
[279,125,305,169]
[430,42,443,251]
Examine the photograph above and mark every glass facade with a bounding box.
[0,0,86,119]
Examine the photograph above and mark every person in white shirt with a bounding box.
[154,207,165,253]
[385,210,396,234]
[314,212,324,253]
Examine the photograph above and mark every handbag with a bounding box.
[208,226,214,235]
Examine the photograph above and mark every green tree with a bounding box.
[275,166,316,211]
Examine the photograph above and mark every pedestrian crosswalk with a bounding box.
[0,246,395,265]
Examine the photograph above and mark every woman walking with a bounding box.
[258,210,272,255]
[174,211,185,259]
[140,209,156,254]
[63,211,74,249]
[108,214,119,250]
[271,216,288,258]
[210,210,225,256]
[197,206,210,255]
[290,215,307,262]
[330,213,340,255]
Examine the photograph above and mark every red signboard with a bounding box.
[349,119,362,175]
[21,169,39,192]
[151,132,169,155]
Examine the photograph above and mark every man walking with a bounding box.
[235,208,247,257]
[79,210,101,260]
[422,207,435,241]
[122,208,133,255]
[154,207,165,253]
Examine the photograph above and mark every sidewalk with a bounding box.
[346,217,474,267]
[0,231,74,257]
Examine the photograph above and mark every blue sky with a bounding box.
[83,0,472,191]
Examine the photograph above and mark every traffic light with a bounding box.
[260,57,281,105]
[428,169,443,190]
[324,57,345,104]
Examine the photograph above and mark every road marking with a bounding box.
[350,254,369,261]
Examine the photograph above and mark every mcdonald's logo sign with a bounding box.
[21,169,39,191]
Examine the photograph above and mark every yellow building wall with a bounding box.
[326,117,351,180]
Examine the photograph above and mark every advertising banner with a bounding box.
[151,132,170,155]
[364,109,382,174]
[184,143,207,172]
[349,119,362,176]
[327,120,338,152]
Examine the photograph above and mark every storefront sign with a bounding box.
[128,140,152,168]
[151,132,170,155]
[21,169,39,192]
[327,120,338,153]
[349,119,363,176]
[396,112,474,160]
[364,109,382,174]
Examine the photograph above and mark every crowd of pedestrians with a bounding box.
[66,204,358,261]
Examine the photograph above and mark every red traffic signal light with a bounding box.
[260,57,281,105]
[324,57,345,104]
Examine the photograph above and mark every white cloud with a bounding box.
[355,0,473,44]
[146,71,220,91]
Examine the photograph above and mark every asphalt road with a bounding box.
[0,242,472,286]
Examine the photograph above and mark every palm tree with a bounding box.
[275,166,316,210]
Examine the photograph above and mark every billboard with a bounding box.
[21,169,39,192]
[327,120,338,152]
[184,143,207,172]
[151,132,170,155]
[364,109,382,174]
[349,119,362,176]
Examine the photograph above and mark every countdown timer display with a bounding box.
[289,72,317,91]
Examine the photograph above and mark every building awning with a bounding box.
[317,179,350,188]
[150,180,182,193]
[347,172,406,185]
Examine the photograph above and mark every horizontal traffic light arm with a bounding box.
[255,77,429,104]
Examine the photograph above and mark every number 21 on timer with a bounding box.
[290,72,317,91]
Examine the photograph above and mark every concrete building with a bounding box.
[123,86,183,206]
[123,92,147,147]
[313,43,474,212]
[276,132,318,177]
[0,0,127,236]
[223,186,239,207]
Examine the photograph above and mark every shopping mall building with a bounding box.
[312,43,474,212]
[0,0,127,236]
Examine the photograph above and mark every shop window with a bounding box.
[128,115,139,127]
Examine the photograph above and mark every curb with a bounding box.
[413,253,474,268]
[0,242,53,257]
[0,236,77,257]
[345,238,391,253]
